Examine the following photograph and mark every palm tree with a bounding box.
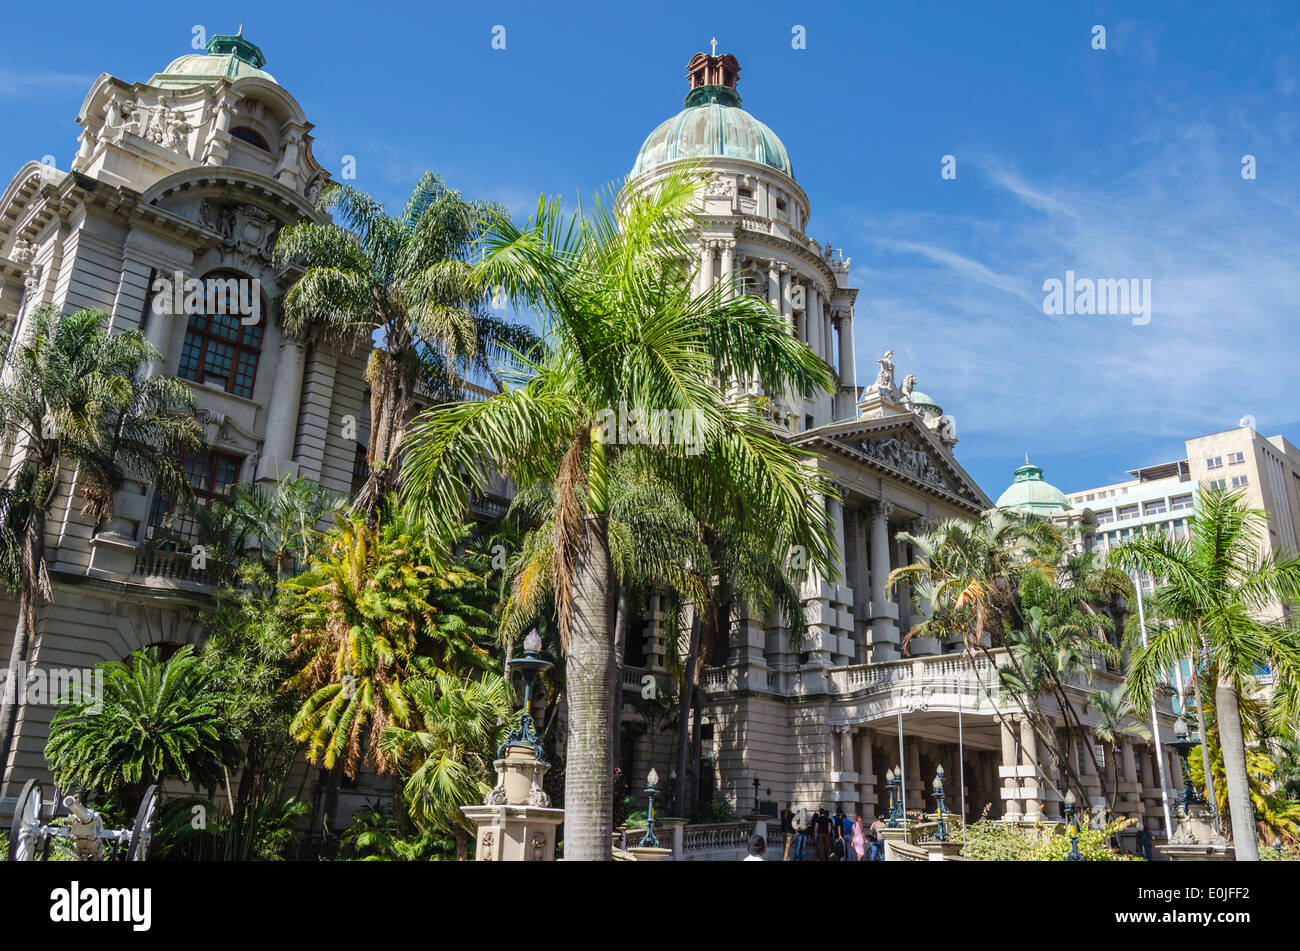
[400,168,836,859]
[378,669,513,859]
[273,172,535,519]
[1088,684,1150,815]
[45,645,242,802]
[1115,484,1300,860]
[0,306,201,787]
[891,512,1112,805]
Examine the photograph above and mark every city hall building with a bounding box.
[616,51,1185,836]
[0,37,1188,844]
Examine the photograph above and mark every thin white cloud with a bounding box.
[0,69,93,98]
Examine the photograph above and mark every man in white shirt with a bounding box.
[744,834,767,861]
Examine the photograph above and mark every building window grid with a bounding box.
[175,275,264,399]
[145,450,243,547]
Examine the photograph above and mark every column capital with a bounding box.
[778,261,789,273]
[871,499,894,521]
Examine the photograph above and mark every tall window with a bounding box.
[146,449,243,546]
[177,271,264,398]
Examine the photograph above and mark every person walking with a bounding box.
[837,808,854,862]
[793,807,809,861]
[851,815,867,863]
[814,808,832,861]
[780,805,795,862]
[866,828,886,861]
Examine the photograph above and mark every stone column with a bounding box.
[1020,716,1041,822]
[840,727,857,813]
[905,737,923,811]
[858,731,876,815]
[1121,737,1140,819]
[719,239,735,299]
[828,492,846,595]
[699,240,715,296]
[809,282,823,361]
[255,338,306,483]
[1000,716,1022,820]
[868,501,900,661]
[838,310,855,387]
[767,259,780,310]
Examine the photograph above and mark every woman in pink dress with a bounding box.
[851,815,867,862]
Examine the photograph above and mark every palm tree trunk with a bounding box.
[0,602,31,788]
[0,510,45,789]
[455,827,468,861]
[609,583,627,774]
[672,610,702,815]
[689,689,703,815]
[1215,676,1259,859]
[562,513,615,860]
[1192,635,1220,830]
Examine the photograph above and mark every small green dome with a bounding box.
[995,462,1073,515]
[908,390,942,413]
[150,31,277,88]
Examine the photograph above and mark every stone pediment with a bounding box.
[801,413,991,512]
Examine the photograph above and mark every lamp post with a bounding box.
[931,765,948,842]
[752,776,761,815]
[1064,790,1085,862]
[885,768,899,828]
[1163,717,1205,808]
[639,768,662,848]
[499,630,552,762]
[892,764,905,826]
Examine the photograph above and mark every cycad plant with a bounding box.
[401,168,836,858]
[45,645,241,803]
[1115,484,1300,860]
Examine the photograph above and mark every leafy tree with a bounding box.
[378,669,513,859]
[273,173,535,519]
[45,645,241,802]
[1115,484,1300,860]
[401,168,836,859]
[0,306,201,785]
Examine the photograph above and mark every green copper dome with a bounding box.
[632,52,793,179]
[150,31,277,88]
[908,390,942,413]
[995,462,1073,515]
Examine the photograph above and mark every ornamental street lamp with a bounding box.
[931,765,949,842]
[1163,717,1206,808]
[499,630,552,762]
[1064,790,1085,862]
[639,768,662,848]
[753,776,761,815]
[885,768,899,828]
[892,764,905,826]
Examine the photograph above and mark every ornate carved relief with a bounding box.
[857,434,951,491]
[198,201,280,264]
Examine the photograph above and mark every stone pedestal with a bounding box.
[921,839,964,861]
[1164,801,1233,861]
[461,804,564,861]
[628,846,673,862]
[461,744,564,861]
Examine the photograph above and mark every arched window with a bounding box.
[230,126,270,151]
[177,270,264,398]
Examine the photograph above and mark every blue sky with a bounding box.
[2,1,1297,499]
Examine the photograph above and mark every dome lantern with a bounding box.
[994,459,1074,515]
[631,48,793,180]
